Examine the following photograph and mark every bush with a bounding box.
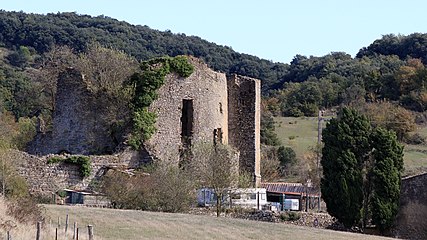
[6,198,45,224]
[277,146,297,167]
[100,164,196,213]
[288,136,297,140]
[404,133,426,145]
[225,206,255,215]
[0,156,30,199]
[279,211,301,221]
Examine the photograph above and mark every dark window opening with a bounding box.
[180,99,194,168]
[213,128,223,145]
[219,102,223,114]
[181,99,194,148]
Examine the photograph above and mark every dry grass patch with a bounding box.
[0,197,55,239]
[44,204,394,240]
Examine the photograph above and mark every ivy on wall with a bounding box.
[47,156,92,178]
[127,56,194,149]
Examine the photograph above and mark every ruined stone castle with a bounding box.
[25,56,261,191]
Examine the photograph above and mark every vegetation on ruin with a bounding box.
[127,56,194,149]
[47,156,92,178]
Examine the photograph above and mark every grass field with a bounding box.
[43,205,394,240]
[274,117,427,176]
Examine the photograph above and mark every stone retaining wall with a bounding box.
[8,149,139,195]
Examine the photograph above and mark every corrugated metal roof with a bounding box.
[261,182,319,196]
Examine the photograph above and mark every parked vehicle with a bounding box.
[197,188,267,209]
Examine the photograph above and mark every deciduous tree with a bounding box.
[189,143,239,217]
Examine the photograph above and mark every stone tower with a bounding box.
[227,74,261,187]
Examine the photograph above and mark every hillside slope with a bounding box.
[0,10,288,91]
[274,116,427,176]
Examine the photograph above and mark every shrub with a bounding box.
[100,164,196,213]
[6,198,45,224]
[0,156,30,199]
[277,146,297,167]
[404,133,426,145]
[279,211,301,221]
[288,135,297,140]
[57,190,67,198]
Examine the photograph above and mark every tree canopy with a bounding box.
[0,10,288,92]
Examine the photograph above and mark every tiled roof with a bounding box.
[261,182,319,196]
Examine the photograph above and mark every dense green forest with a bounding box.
[269,50,427,117]
[0,10,288,92]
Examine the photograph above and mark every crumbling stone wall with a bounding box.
[393,173,427,239]
[146,57,229,164]
[227,74,261,187]
[25,57,261,189]
[27,68,129,155]
[10,149,139,195]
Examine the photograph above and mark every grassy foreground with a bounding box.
[44,205,393,240]
[274,116,427,176]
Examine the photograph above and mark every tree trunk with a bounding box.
[216,193,221,217]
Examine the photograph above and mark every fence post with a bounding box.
[76,228,79,240]
[73,222,77,240]
[65,214,69,235]
[36,221,41,240]
[7,231,11,240]
[55,228,58,240]
[88,225,94,240]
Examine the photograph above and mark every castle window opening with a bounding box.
[181,99,194,147]
[213,128,223,145]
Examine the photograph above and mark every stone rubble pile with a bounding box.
[190,207,335,228]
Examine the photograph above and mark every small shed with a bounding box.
[63,189,110,207]
[261,182,320,211]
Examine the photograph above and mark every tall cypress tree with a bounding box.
[321,107,371,227]
[321,107,404,230]
[370,127,404,231]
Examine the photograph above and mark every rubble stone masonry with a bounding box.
[28,68,129,155]
[227,74,261,187]
[393,173,427,239]
[22,56,261,192]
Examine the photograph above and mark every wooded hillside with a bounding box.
[0,10,288,91]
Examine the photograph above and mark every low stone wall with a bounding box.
[190,207,333,228]
[8,149,140,196]
[392,173,427,240]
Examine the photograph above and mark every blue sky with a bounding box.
[2,0,427,63]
